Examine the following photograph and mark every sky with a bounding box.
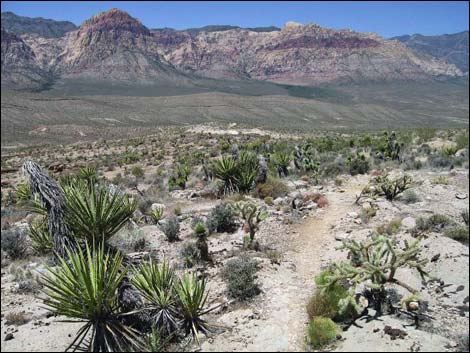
[1,1,468,38]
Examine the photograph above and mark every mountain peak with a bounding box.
[81,8,149,35]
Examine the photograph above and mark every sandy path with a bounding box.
[204,179,365,352]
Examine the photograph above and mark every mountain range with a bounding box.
[1,8,468,90]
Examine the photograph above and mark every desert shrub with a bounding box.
[181,242,201,268]
[9,265,41,294]
[120,150,140,165]
[307,317,340,349]
[151,205,165,224]
[432,176,449,185]
[206,203,237,234]
[1,227,29,260]
[428,154,453,169]
[255,177,289,199]
[131,165,144,179]
[359,207,377,223]
[307,270,352,321]
[265,249,282,264]
[377,218,402,235]
[5,311,29,326]
[222,256,260,300]
[401,189,421,204]
[138,199,154,214]
[160,216,180,242]
[168,164,190,191]
[444,226,469,243]
[264,196,274,206]
[414,214,454,235]
[456,133,469,150]
[415,128,437,143]
[173,204,182,216]
[348,154,370,176]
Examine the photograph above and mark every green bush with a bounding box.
[255,177,289,199]
[160,216,180,242]
[181,242,201,268]
[307,317,340,349]
[206,203,237,234]
[444,226,469,243]
[131,166,145,179]
[348,154,370,176]
[222,256,260,300]
[401,189,421,204]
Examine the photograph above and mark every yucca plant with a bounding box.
[132,260,179,336]
[29,217,53,254]
[237,169,258,193]
[78,166,98,186]
[175,274,211,343]
[272,150,291,177]
[212,156,239,194]
[41,243,144,352]
[150,206,165,225]
[16,182,47,215]
[63,181,137,244]
[15,182,32,202]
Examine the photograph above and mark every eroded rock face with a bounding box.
[1,9,464,89]
[153,22,463,85]
[52,8,180,81]
[1,27,51,89]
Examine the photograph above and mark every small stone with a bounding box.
[4,333,14,341]
[408,301,419,311]
[456,193,468,200]
[347,212,359,219]
[150,203,165,212]
[430,253,440,262]
[362,202,372,210]
[401,217,416,230]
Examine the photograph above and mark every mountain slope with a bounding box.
[1,11,77,38]
[1,27,51,89]
[0,9,465,89]
[53,8,187,82]
[392,31,469,73]
[153,21,462,85]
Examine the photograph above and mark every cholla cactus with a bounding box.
[321,235,429,313]
[229,201,268,246]
[377,131,403,161]
[374,174,412,201]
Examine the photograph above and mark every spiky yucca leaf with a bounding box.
[29,217,53,254]
[175,274,211,343]
[63,181,137,244]
[41,243,144,352]
[212,156,239,194]
[132,260,178,336]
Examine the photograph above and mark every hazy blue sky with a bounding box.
[2,1,468,37]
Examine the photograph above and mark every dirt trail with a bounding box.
[204,179,365,352]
